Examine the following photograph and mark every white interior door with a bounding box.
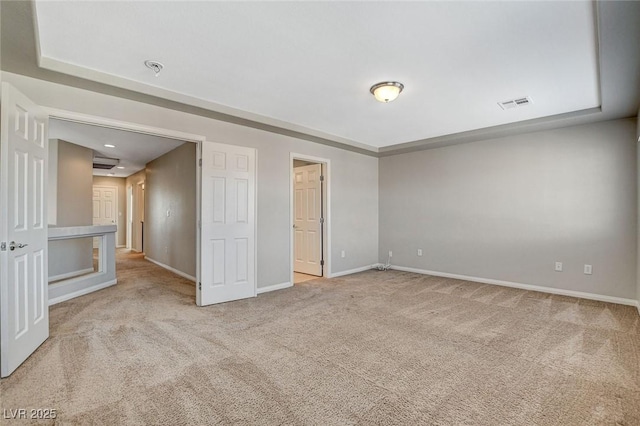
[93,186,117,226]
[92,185,117,249]
[199,142,256,306]
[126,186,132,249]
[0,83,49,377]
[294,164,322,276]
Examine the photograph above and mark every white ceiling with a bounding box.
[34,1,600,151]
[49,119,185,177]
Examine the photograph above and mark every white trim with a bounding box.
[253,148,258,297]
[145,256,196,282]
[196,141,203,298]
[290,153,331,286]
[44,107,206,143]
[116,244,126,248]
[329,264,379,278]
[48,279,117,306]
[48,267,94,283]
[257,281,293,295]
[391,265,639,307]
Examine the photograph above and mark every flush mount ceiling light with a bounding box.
[104,144,115,148]
[116,166,125,169]
[370,81,404,103]
[144,60,164,77]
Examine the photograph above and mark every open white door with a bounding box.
[0,83,49,377]
[198,142,256,306]
[293,164,322,276]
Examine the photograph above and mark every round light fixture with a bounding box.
[104,144,115,148]
[370,81,404,103]
[116,166,125,169]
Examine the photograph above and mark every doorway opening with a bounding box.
[47,117,200,302]
[291,154,330,285]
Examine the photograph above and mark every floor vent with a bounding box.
[498,96,533,110]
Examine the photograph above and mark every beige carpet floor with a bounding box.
[1,250,639,425]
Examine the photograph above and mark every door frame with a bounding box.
[126,185,132,249]
[133,181,145,253]
[290,153,331,286]
[44,107,204,296]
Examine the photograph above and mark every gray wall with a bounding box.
[144,143,196,278]
[125,169,146,252]
[380,119,638,300]
[56,140,93,226]
[49,140,94,279]
[4,72,379,289]
[93,175,126,246]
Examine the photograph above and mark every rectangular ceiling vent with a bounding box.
[498,96,533,110]
[93,156,119,170]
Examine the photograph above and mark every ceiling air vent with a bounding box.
[93,156,120,170]
[498,96,533,110]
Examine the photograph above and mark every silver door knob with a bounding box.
[9,241,28,251]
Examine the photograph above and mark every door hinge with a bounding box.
[199,158,202,167]
[0,242,5,251]
[198,282,202,290]
[320,175,324,182]
[320,260,324,266]
[320,217,325,224]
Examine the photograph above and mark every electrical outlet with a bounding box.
[417,249,423,256]
[555,262,563,272]
[341,250,345,258]
[389,250,393,258]
[584,264,592,275]
[166,209,171,217]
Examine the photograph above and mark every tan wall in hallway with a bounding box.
[49,140,94,279]
[144,143,196,278]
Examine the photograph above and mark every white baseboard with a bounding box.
[48,267,94,283]
[116,244,126,248]
[257,281,292,294]
[144,256,196,282]
[49,279,117,306]
[329,264,380,278]
[391,265,639,308]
